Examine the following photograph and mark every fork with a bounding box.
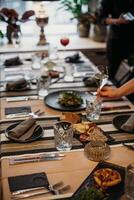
[99,75,108,90]
[6,109,44,119]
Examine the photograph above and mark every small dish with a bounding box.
[112,115,134,133]
[5,123,43,143]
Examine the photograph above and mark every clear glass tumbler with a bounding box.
[54,122,74,151]
[86,94,102,121]
[125,163,134,200]
[37,76,51,99]
[32,53,41,69]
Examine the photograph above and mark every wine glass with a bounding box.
[60,37,69,47]
[60,36,70,58]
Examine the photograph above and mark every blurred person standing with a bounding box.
[98,0,134,80]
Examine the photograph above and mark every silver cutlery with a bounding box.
[11,183,70,199]
[11,181,64,196]
[10,153,65,161]
[122,143,134,150]
[6,113,31,119]
[9,153,65,165]
[6,96,38,102]
[9,156,64,165]
[99,75,108,90]
[6,109,44,119]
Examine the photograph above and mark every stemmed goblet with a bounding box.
[36,16,48,46]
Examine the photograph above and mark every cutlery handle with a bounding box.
[9,157,63,165]
[12,186,45,195]
[11,190,50,199]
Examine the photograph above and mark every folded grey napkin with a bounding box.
[4,56,23,67]
[9,118,38,140]
[121,115,134,132]
[6,78,28,91]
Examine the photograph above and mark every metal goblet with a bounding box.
[36,16,48,46]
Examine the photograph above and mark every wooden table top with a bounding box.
[1,50,134,200]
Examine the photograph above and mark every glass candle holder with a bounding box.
[84,141,111,162]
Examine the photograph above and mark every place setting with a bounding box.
[8,172,70,199]
[5,117,44,143]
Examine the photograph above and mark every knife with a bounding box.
[9,156,63,165]
[10,153,65,161]
[6,96,38,102]
[6,113,30,119]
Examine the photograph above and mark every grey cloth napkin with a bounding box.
[9,118,36,139]
[121,115,134,132]
[4,56,23,67]
[6,78,28,91]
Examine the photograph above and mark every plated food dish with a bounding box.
[71,161,125,200]
[58,91,83,107]
[5,123,43,143]
[93,168,121,188]
[72,122,108,142]
[47,70,59,78]
[62,112,81,124]
[45,90,89,111]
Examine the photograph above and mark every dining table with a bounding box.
[0,50,134,200]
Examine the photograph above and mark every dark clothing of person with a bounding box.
[99,0,134,79]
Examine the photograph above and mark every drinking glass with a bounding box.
[125,163,134,200]
[86,94,102,121]
[54,122,73,151]
[37,75,51,99]
[32,53,42,69]
[11,30,21,48]
[48,45,59,61]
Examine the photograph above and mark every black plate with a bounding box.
[113,115,134,133]
[44,90,89,111]
[71,161,125,200]
[5,123,43,143]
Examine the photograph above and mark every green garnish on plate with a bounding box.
[58,91,83,107]
[72,188,109,200]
